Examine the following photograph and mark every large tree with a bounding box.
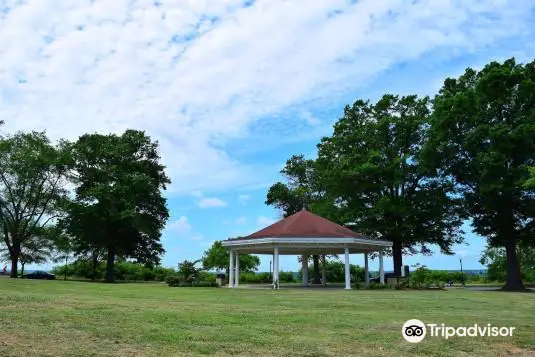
[61,130,170,283]
[201,240,260,275]
[317,94,464,276]
[0,132,70,278]
[266,155,335,283]
[425,58,535,290]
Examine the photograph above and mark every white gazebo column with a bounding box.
[302,255,309,287]
[344,247,351,290]
[228,250,234,288]
[379,251,385,284]
[234,252,240,287]
[273,246,280,288]
[364,252,369,287]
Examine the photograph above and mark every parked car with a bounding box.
[23,271,55,280]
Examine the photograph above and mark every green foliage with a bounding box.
[60,130,170,282]
[166,268,218,288]
[201,241,260,273]
[317,94,464,275]
[367,282,390,289]
[199,271,216,283]
[298,261,365,283]
[524,166,535,189]
[51,259,175,281]
[278,271,295,282]
[409,265,462,289]
[480,245,535,282]
[425,58,535,290]
[265,155,327,216]
[0,131,70,277]
[177,259,201,285]
[239,272,271,284]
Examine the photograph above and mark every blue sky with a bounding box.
[1,0,534,272]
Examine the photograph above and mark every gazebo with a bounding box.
[221,209,392,289]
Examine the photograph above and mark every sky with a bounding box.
[1,0,534,273]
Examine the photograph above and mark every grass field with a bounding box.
[0,279,534,357]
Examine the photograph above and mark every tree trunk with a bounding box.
[502,236,525,291]
[91,253,98,281]
[9,243,20,279]
[20,262,25,276]
[312,255,321,284]
[105,247,115,283]
[393,240,403,276]
[10,255,18,278]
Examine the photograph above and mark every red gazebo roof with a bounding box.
[234,209,364,240]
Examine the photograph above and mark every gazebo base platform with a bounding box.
[233,283,350,290]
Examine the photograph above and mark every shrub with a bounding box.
[199,271,216,282]
[279,271,295,283]
[166,274,181,287]
[166,274,218,288]
[368,282,388,289]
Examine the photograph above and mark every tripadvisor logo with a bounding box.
[402,319,426,343]
[402,319,515,343]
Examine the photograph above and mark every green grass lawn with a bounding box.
[0,279,534,357]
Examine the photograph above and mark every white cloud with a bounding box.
[165,216,203,241]
[257,215,276,227]
[1,0,534,195]
[234,216,247,225]
[238,194,251,205]
[197,197,228,208]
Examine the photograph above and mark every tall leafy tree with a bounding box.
[266,155,336,283]
[424,58,535,290]
[0,132,70,278]
[317,94,464,276]
[201,240,260,275]
[480,244,535,283]
[61,130,170,283]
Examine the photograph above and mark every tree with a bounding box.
[317,94,464,276]
[266,155,332,283]
[177,259,201,285]
[201,240,260,275]
[425,58,535,290]
[524,166,535,189]
[480,244,535,282]
[0,132,70,278]
[61,130,170,283]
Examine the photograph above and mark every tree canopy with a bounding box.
[60,130,170,282]
[201,240,260,274]
[0,131,70,277]
[316,94,464,275]
[424,58,535,290]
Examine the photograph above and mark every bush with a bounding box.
[153,267,175,281]
[166,274,218,288]
[279,271,295,283]
[166,274,181,287]
[368,282,388,289]
[199,271,216,282]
